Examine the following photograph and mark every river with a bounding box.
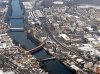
[8,0,74,74]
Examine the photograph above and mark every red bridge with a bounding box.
[29,38,47,53]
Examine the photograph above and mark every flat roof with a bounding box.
[35,10,43,18]
[76,58,84,62]
[59,34,70,41]
[53,1,64,5]
[70,65,80,70]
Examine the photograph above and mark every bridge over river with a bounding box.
[9,27,24,32]
[8,16,24,19]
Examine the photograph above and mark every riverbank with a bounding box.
[7,0,76,74]
[4,0,12,23]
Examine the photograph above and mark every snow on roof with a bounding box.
[72,55,77,59]
[2,43,6,48]
[65,13,73,17]
[92,41,100,45]
[2,1,8,3]
[59,34,70,41]
[0,33,7,36]
[84,34,92,38]
[78,46,94,52]
[23,2,32,7]
[76,58,83,62]
[70,65,80,70]
[87,37,96,41]
[35,10,43,17]
[53,1,64,5]
[78,44,95,52]
[86,27,93,31]
[97,65,100,67]
[74,16,80,19]
[41,37,47,40]
[83,44,93,47]
[0,70,14,74]
[98,30,100,33]
[23,2,32,9]
[53,23,59,27]
[78,5,100,9]
[97,37,100,43]
[0,36,1,39]
[31,21,35,25]
[78,43,100,56]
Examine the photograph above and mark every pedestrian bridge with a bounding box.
[10,28,24,32]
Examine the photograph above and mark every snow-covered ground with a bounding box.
[78,4,100,9]
[0,70,15,74]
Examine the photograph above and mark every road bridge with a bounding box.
[10,28,24,32]
[8,16,24,19]
[41,57,56,62]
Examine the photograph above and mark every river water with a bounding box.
[8,0,74,74]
